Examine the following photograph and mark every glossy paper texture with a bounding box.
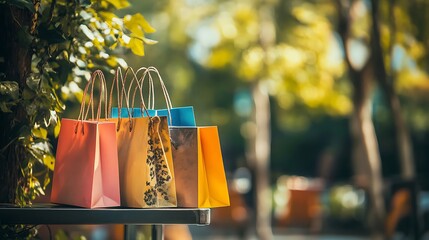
[170,126,230,208]
[109,116,177,208]
[51,119,120,208]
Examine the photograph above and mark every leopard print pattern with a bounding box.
[144,116,173,206]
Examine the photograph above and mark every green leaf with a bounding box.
[79,10,92,20]
[43,171,51,188]
[105,35,117,47]
[44,109,58,127]
[43,154,55,171]
[109,42,118,50]
[0,81,19,99]
[124,13,156,36]
[128,38,145,56]
[0,101,15,112]
[32,127,48,139]
[28,140,52,167]
[54,119,61,137]
[25,102,37,116]
[104,0,130,9]
[142,37,158,45]
[38,24,67,44]
[52,90,66,112]
[26,74,41,91]
[18,125,31,140]
[7,0,35,13]
[80,24,95,41]
[23,88,36,100]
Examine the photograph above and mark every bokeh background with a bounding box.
[35,0,429,239]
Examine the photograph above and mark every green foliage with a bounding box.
[0,81,19,112]
[123,0,429,182]
[0,225,38,239]
[137,0,352,133]
[143,0,429,131]
[0,0,155,208]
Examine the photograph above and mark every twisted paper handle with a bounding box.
[75,70,108,134]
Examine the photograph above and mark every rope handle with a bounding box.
[75,70,108,134]
[123,67,152,118]
[147,66,173,110]
[129,66,173,124]
[107,67,152,128]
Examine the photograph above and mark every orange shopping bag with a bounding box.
[51,70,120,208]
[108,67,176,208]
[169,126,230,208]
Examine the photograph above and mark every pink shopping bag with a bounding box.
[51,70,120,208]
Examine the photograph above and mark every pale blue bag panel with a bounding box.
[111,107,131,118]
[111,106,195,126]
[156,106,196,126]
[132,108,156,117]
[111,107,156,118]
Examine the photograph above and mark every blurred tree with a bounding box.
[0,0,154,237]
[123,0,429,238]
[376,0,415,181]
[126,1,351,239]
[188,1,351,238]
[336,1,386,237]
[336,0,429,238]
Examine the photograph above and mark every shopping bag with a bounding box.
[112,66,196,126]
[144,116,177,207]
[51,70,120,208]
[111,107,156,118]
[157,107,196,127]
[169,126,230,208]
[108,67,177,208]
[109,67,156,119]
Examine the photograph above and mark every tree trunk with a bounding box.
[371,0,415,180]
[251,83,272,240]
[336,1,385,238]
[0,5,33,204]
[349,65,385,239]
[243,2,276,239]
[373,1,419,238]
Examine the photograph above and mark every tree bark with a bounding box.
[251,83,272,240]
[372,0,415,180]
[349,65,385,239]
[336,1,385,238]
[0,5,33,204]
[244,2,275,239]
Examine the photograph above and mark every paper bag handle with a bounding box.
[129,66,173,124]
[107,67,137,131]
[75,70,108,134]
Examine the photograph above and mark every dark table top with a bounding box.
[0,203,210,225]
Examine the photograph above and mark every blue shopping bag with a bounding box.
[156,106,196,126]
[111,107,156,118]
[111,107,195,126]
[111,66,196,126]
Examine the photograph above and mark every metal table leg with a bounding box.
[152,225,164,240]
[124,225,137,240]
[125,224,164,240]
